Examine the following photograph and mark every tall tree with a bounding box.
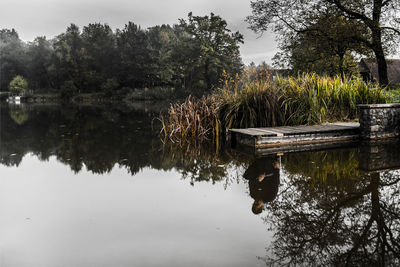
[116,22,150,88]
[52,24,85,91]
[81,23,117,91]
[26,36,54,90]
[0,29,27,91]
[146,25,176,87]
[179,12,244,91]
[247,0,400,86]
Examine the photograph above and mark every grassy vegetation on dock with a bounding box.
[159,70,394,142]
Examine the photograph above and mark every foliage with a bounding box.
[178,12,244,91]
[391,88,400,102]
[0,13,243,97]
[26,36,54,90]
[273,12,370,77]
[276,73,390,125]
[159,70,393,141]
[247,0,400,86]
[9,75,28,95]
[0,29,27,91]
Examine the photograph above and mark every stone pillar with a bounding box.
[358,103,400,139]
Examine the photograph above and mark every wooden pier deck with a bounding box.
[229,122,360,155]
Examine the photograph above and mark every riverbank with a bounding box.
[1,87,180,105]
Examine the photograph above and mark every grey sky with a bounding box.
[0,0,278,65]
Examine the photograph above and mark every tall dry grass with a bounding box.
[159,95,220,142]
[159,69,394,142]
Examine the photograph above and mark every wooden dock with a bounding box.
[229,122,360,155]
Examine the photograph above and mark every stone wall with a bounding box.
[358,103,400,139]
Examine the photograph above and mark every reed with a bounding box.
[159,95,220,142]
[216,70,284,130]
[276,73,391,125]
[159,70,394,142]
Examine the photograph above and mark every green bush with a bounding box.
[9,75,28,95]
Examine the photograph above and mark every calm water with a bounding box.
[1,104,399,266]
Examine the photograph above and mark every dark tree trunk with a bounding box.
[373,47,388,86]
[370,2,389,87]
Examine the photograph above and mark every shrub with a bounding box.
[9,75,28,96]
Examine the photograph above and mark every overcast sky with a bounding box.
[0,0,278,65]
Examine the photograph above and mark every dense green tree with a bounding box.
[81,23,117,91]
[146,25,176,87]
[0,29,27,91]
[116,22,150,88]
[179,12,244,90]
[247,0,400,86]
[26,36,54,90]
[52,24,85,91]
[169,24,201,91]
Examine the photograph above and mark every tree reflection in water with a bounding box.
[260,148,400,266]
[2,104,400,265]
[0,104,249,184]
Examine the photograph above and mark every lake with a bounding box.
[1,103,399,266]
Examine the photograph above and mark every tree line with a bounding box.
[0,13,243,97]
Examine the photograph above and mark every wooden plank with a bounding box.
[247,128,280,136]
[229,122,361,150]
[231,123,359,136]
[231,128,276,136]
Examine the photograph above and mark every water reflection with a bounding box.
[0,104,248,180]
[243,157,280,214]
[262,147,400,266]
[1,104,400,266]
[1,104,165,174]
[9,106,29,125]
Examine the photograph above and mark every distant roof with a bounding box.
[359,58,400,85]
